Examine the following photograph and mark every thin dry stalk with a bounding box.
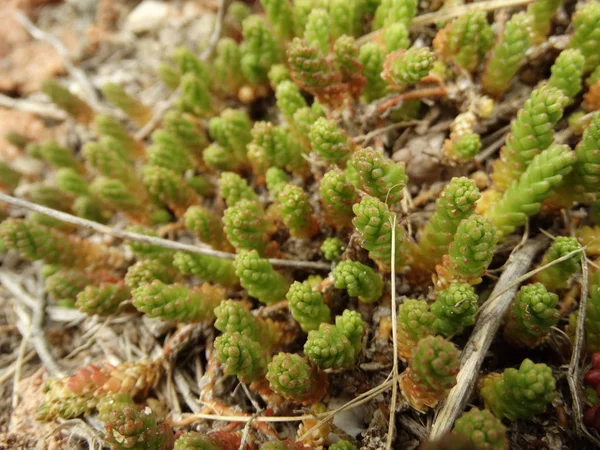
[0,194,331,271]
[375,87,449,114]
[386,216,399,450]
[11,10,102,110]
[0,93,67,121]
[429,235,546,439]
[135,0,230,140]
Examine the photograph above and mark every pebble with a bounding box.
[124,0,170,34]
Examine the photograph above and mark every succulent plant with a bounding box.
[173,251,239,287]
[132,280,222,322]
[533,236,582,291]
[286,280,331,332]
[320,169,358,230]
[399,335,460,411]
[373,0,418,29]
[332,260,384,303]
[101,83,152,126]
[183,206,229,251]
[304,9,332,54]
[41,79,93,124]
[320,237,345,261]
[142,166,200,217]
[276,80,307,119]
[99,394,174,450]
[417,177,481,269]
[276,184,319,238]
[75,283,130,316]
[453,408,507,450]
[260,0,295,40]
[397,299,435,362]
[125,258,179,290]
[567,2,600,73]
[481,12,533,98]
[223,200,271,254]
[481,359,556,420]
[345,147,407,205]
[491,86,568,192]
[0,218,124,270]
[503,283,559,348]
[431,282,478,337]
[304,323,357,369]
[485,144,576,240]
[266,353,322,403]
[309,117,353,164]
[214,331,268,383]
[359,42,387,102]
[235,250,290,305]
[240,15,282,84]
[352,195,408,271]
[383,47,435,88]
[548,49,586,101]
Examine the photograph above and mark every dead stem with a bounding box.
[375,87,449,115]
[11,10,102,111]
[429,236,546,439]
[386,217,400,450]
[0,194,332,271]
[0,93,68,121]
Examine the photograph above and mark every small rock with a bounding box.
[393,132,445,184]
[124,0,170,34]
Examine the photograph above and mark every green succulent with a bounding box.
[286,280,331,332]
[332,260,384,303]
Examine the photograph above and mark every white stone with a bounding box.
[124,1,170,34]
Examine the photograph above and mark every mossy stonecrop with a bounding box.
[0,218,124,270]
[132,280,222,322]
[572,112,600,195]
[335,309,366,354]
[491,85,568,192]
[304,8,331,54]
[208,108,252,164]
[399,335,459,411]
[332,260,384,303]
[579,270,600,353]
[259,0,295,40]
[41,79,93,124]
[346,147,407,205]
[212,38,244,96]
[240,15,282,84]
[174,431,241,450]
[266,353,324,403]
[373,0,418,29]
[383,22,410,53]
[584,67,600,112]
[548,49,586,101]
[436,215,497,287]
[234,250,290,305]
[265,167,289,198]
[481,12,533,98]
[94,114,144,160]
[214,331,268,383]
[397,299,435,362]
[99,394,174,450]
[183,206,229,251]
[382,47,435,89]
[320,168,358,230]
[147,129,203,174]
[0,161,21,192]
[567,1,600,73]
[91,177,149,224]
[453,408,507,450]
[527,0,562,44]
[75,282,130,316]
[276,80,307,120]
[34,140,84,173]
[533,236,581,291]
[334,35,366,99]
[352,195,408,272]
[417,177,480,270]
[141,166,200,217]
[101,83,152,126]
[276,184,319,239]
[481,359,556,420]
[286,280,331,332]
[503,283,559,348]
[304,312,365,370]
[431,282,478,337]
[485,144,576,240]
[125,258,179,290]
[223,200,271,254]
[173,251,239,287]
[287,37,345,108]
[214,299,280,346]
[320,237,345,262]
[434,10,494,73]
[359,42,387,102]
[309,117,353,164]
[219,171,258,208]
[44,268,94,304]
[248,121,306,176]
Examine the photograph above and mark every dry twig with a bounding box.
[430,236,546,439]
[0,194,332,270]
